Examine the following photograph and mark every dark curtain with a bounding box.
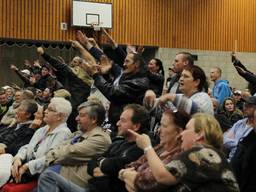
[0,41,77,87]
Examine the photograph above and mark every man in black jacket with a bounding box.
[92,53,149,132]
[82,49,149,136]
[73,31,149,136]
[232,53,256,96]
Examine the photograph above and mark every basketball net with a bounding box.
[90,22,101,31]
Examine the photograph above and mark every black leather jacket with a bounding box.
[93,70,149,127]
[0,122,35,155]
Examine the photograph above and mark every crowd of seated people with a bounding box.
[1,29,256,192]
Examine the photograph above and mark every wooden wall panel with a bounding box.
[0,0,173,47]
[171,0,256,52]
[1,0,256,51]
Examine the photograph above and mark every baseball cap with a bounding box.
[21,69,31,76]
[242,96,256,105]
[234,90,241,95]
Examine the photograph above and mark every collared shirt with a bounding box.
[14,120,33,131]
[224,118,253,161]
[15,122,71,175]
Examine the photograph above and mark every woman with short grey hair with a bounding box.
[7,97,72,184]
[50,97,72,122]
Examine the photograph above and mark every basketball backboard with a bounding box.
[71,0,112,29]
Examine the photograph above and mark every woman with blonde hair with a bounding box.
[121,113,239,192]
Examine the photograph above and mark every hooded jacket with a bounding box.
[212,79,232,104]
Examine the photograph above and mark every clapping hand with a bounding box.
[79,60,98,76]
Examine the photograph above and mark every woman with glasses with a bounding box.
[10,97,72,184]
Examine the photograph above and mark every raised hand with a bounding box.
[57,56,65,64]
[231,52,237,63]
[137,46,145,54]
[10,64,18,71]
[33,59,41,68]
[127,45,137,54]
[80,60,98,76]
[37,47,44,55]
[88,38,97,47]
[75,30,89,46]
[24,59,32,67]
[101,28,117,47]
[29,76,36,84]
[70,40,84,50]
[99,55,112,74]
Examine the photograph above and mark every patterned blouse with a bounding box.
[165,145,239,192]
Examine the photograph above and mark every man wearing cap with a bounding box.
[224,96,256,161]
[31,65,63,91]
[233,90,244,111]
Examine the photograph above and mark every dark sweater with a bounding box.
[87,137,143,192]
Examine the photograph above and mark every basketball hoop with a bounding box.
[90,22,101,31]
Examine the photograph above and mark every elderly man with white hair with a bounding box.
[0,97,72,187]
